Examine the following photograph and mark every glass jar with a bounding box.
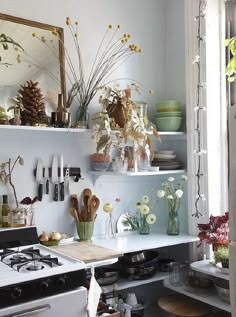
[112,157,128,173]
[105,213,117,239]
[138,144,151,171]
[75,104,89,128]
[167,212,180,235]
[10,207,27,228]
[139,220,149,235]
[169,262,182,286]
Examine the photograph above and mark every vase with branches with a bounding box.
[0,155,24,209]
[51,19,141,127]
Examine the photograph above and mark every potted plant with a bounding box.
[214,246,229,269]
[92,83,160,166]
[197,211,229,251]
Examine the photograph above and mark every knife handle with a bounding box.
[54,184,58,202]
[60,182,64,201]
[38,183,43,201]
[46,179,49,195]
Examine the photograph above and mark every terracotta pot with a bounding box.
[91,153,110,162]
[106,100,125,128]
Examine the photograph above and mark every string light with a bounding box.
[192,0,207,218]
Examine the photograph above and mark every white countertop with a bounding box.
[92,232,198,254]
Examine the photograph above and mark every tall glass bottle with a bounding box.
[2,195,10,227]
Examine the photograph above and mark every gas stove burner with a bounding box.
[14,257,61,273]
[27,262,44,271]
[0,247,41,265]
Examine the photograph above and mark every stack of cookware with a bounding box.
[155,100,183,132]
[151,150,183,170]
[118,250,159,280]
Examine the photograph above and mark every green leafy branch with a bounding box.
[0,33,23,67]
[225,36,236,82]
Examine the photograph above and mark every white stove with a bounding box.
[0,227,87,317]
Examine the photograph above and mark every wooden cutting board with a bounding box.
[52,242,123,263]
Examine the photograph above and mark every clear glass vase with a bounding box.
[75,104,89,128]
[105,213,117,239]
[167,211,179,235]
[139,215,149,235]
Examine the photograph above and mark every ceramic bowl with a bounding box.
[215,279,230,303]
[156,100,180,112]
[155,117,182,132]
[156,150,175,155]
[40,240,60,246]
[155,111,182,117]
[91,161,110,171]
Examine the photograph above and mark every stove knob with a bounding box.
[11,287,22,298]
[40,281,49,291]
[57,277,66,287]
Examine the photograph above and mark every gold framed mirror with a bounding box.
[0,13,66,116]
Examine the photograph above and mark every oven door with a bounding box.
[0,287,87,317]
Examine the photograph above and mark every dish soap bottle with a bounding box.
[2,195,10,227]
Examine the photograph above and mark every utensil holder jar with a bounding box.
[76,221,94,242]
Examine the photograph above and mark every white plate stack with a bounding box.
[151,150,183,170]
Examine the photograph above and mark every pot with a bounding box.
[120,250,159,266]
[158,258,175,272]
[95,267,119,286]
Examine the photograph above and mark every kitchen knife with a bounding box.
[44,167,49,195]
[36,159,43,201]
[51,155,58,201]
[59,154,64,201]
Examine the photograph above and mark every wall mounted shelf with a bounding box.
[163,279,231,313]
[101,271,168,294]
[0,125,186,135]
[190,260,229,280]
[0,125,89,134]
[88,169,186,184]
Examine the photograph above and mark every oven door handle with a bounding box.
[10,305,51,317]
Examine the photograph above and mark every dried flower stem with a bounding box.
[8,156,21,209]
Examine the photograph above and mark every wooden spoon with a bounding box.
[69,207,79,222]
[88,195,100,221]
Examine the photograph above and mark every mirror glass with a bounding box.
[116,212,137,233]
[0,13,65,115]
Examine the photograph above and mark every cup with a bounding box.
[169,262,182,286]
[125,293,138,306]
[76,221,94,242]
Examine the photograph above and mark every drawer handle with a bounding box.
[10,304,51,317]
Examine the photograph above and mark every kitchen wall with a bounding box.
[0,0,187,238]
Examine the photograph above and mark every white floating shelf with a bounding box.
[163,279,231,312]
[88,169,186,184]
[0,125,89,133]
[190,260,229,280]
[0,125,186,135]
[101,271,168,294]
[93,232,198,254]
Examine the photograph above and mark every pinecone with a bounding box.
[17,80,48,126]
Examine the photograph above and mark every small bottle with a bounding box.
[2,195,10,227]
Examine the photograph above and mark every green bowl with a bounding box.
[155,111,182,117]
[40,240,60,247]
[155,117,182,132]
[156,100,180,112]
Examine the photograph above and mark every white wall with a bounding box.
[0,0,187,238]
